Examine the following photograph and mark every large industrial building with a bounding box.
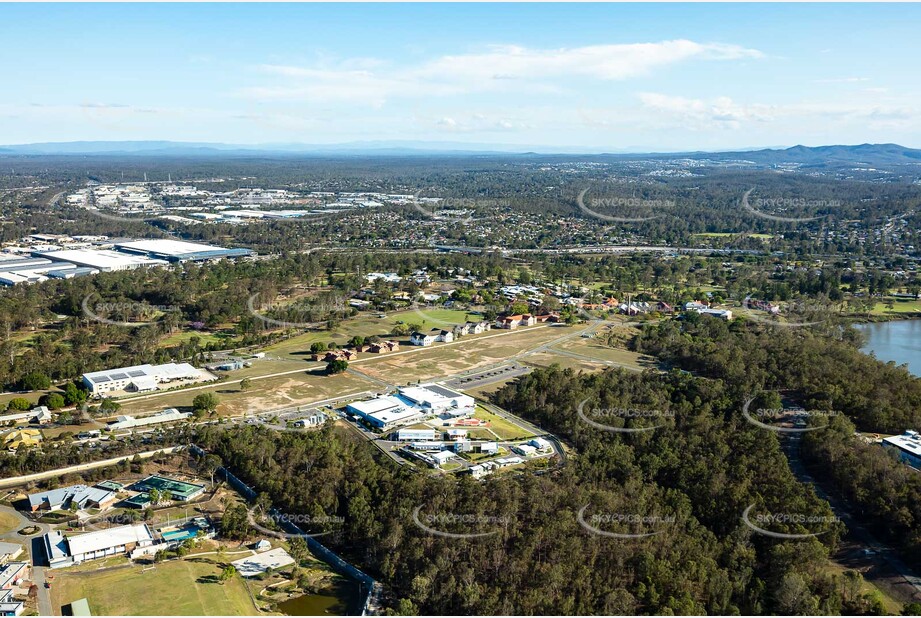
[113,239,252,262]
[0,237,252,286]
[82,362,207,396]
[346,384,475,429]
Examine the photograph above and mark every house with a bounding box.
[685,301,709,312]
[410,331,436,347]
[0,544,22,565]
[321,349,358,363]
[498,314,535,329]
[367,340,399,354]
[0,588,23,616]
[433,329,454,343]
[468,321,491,334]
[656,302,673,313]
[699,308,733,321]
[512,444,538,457]
[533,313,559,323]
[469,464,491,479]
[3,430,41,450]
[453,323,471,337]
[430,450,454,467]
[31,406,52,424]
[479,442,499,455]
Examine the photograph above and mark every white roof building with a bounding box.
[107,408,192,431]
[82,362,205,395]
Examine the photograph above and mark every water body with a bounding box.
[856,320,921,377]
[278,579,362,616]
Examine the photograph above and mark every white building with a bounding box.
[106,408,192,431]
[346,396,421,429]
[883,430,921,468]
[398,384,475,417]
[82,362,206,396]
[396,428,439,442]
[44,524,155,567]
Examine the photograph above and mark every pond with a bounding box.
[855,319,921,377]
[277,579,363,616]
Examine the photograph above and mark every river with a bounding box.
[856,320,921,377]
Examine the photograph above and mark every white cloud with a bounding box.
[240,40,763,105]
[636,92,920,131]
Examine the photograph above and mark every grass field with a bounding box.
[265,308,475,361]
[551,337,658,370]
[0,510,21,534]
[52,557,257,616]
[350,325,561,385]
[472,406,537,440]
[116,370,372,418]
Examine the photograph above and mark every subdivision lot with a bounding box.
[264,308,475,361]
[116,370,372,417]
[50,556,257,616]
[551,337,658,370]
[350,326,561,384]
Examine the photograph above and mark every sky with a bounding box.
[2,3,920,152]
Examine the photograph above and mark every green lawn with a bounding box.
[53,557,257,616]
[0,510,21,534]
[473,406,537,441]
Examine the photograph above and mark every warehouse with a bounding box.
[398,384,475,417]
[346,395,421,429]
[82,362,206,396]
[34,249,166,272]
[113,239,252,262]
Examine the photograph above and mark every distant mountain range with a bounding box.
[2,140,921,166]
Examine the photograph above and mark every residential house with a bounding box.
[410,331,437,346]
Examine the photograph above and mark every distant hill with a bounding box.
[2,140,921,166]
[692,143,921,166]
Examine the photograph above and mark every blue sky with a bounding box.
[2,3,920,151]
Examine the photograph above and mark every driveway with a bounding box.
[0,504,51,615]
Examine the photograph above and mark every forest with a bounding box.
[195,364,894,615]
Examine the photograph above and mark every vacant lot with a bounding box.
[51,557,257,616]
[351,326,560,384]
[551,337,657,371]
[265,308,475,361]
[117,370,372,418]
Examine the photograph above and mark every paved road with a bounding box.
[0,504,51,615]
[0,446,185,489]
[783,434,921,602]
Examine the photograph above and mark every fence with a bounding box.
[190,445,381,615]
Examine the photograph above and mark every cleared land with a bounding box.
[551,337,658,370]
[116,370,371,418]
[0,509,21,534]
[51,556,257,616]
[351,326,561,384]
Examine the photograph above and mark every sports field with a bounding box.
[51,557,257,616]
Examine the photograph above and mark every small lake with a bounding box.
[278,579,362,616]
[856,320,921,377]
